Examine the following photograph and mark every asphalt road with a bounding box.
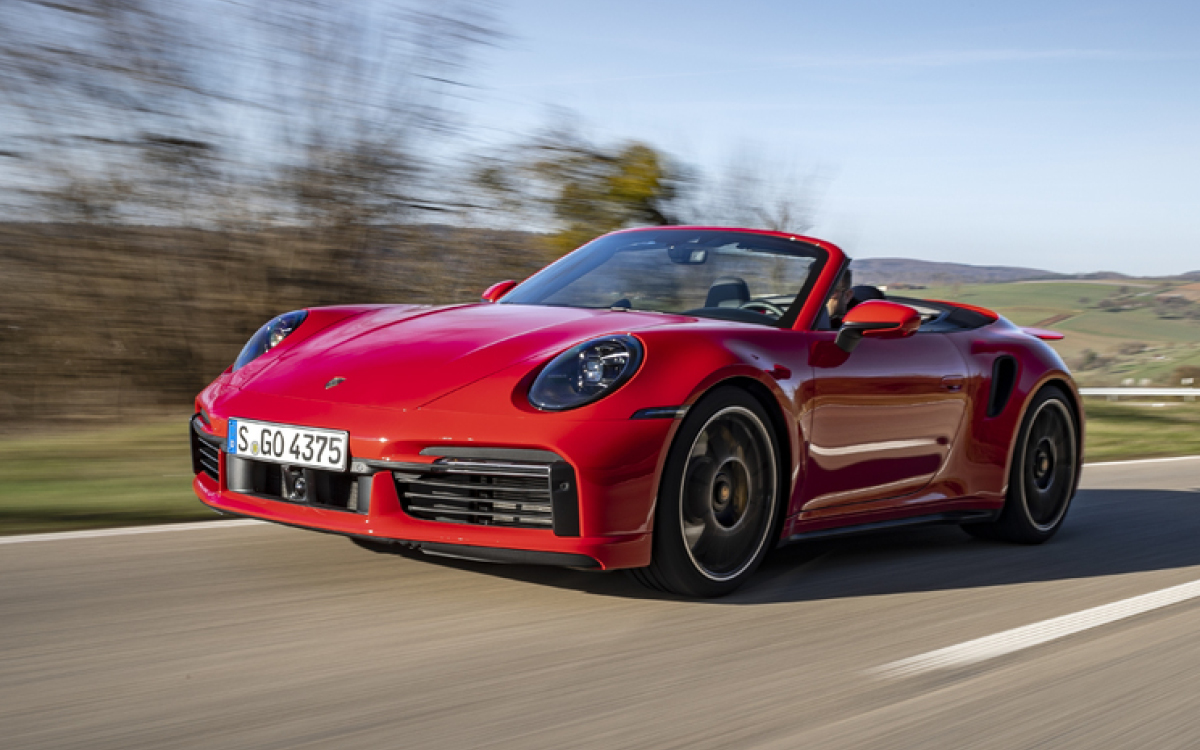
[4,458,1200,750]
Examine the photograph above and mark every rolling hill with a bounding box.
[910,278,1200,387]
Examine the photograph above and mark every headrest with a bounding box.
[848,285,885,309]
[705,277,750,308]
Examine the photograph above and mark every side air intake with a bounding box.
[987,355,1017,418]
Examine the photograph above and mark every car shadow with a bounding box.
[376,487,1200,603]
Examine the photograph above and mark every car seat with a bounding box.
[705,277,750,308]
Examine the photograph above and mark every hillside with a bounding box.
[850,257,1198,287]
[850,257,1065,286]
[913,279,1200,387]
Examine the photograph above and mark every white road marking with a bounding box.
[1084,455,1200,468]
[874,577,1200,678]
[0,519,266,545]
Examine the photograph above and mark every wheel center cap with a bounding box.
[1033,437,1056,488]
[713,476,733,511]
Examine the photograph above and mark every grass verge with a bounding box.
[2,403,1198,535]
[1081,399,1200,463]
[0,415,214,535]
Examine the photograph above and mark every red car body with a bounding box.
[191,227,1082,576]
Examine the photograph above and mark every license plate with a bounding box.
[226,419,349,471]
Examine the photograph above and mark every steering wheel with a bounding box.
[739,300,785,319]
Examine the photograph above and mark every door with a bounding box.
[802,332,968,511]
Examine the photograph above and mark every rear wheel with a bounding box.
[631,387,782,597]
[963,387,1078,543]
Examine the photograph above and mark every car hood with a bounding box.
[230,303,687,411]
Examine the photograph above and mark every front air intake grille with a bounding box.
[224,456,369,513]
[396,459,578,534]
[195,440,220,481]
[190,417,221,482]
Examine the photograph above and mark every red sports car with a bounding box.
[191,227,1082,596]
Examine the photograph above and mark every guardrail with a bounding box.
[1079,388,1198,398]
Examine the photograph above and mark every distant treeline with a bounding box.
[0,222,547,423]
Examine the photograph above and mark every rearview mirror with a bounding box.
[835,300,920,353]
[667,245,708,264]
[481,280,518,303]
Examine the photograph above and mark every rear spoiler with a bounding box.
[1020,327,1064,341]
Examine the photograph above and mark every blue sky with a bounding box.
[459,1,1200,275]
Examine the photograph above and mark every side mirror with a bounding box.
[835,300,920,353]
[481,280,518,304]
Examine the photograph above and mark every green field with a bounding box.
[912,280,1200,387]
[2,404,1196,535]
[0,416,212,535]
[1083,400,1200,462]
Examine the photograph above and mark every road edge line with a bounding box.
[0,519,267,545]
[1084,455,1200,468]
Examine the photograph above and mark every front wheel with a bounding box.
[631,387,782,597]
[963,386,1079,543]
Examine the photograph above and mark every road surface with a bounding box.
[3,458,1200,749]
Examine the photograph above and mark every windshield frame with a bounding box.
[499,227,831,329]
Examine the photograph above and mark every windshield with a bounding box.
[500,229,827,326]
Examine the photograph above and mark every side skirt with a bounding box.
[783,510,999,545]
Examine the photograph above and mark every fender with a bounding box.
[1001,370,1084,498]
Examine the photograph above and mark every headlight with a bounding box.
[529,335,644,411]
[233,310,308,371]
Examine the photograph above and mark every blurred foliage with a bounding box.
[0,222,545,424]
[0,0,499,228]
[532,139,682,255]
[470,125,687,257]
[0,0,827,426]
[0,0,518,423]
[467,127,822,257]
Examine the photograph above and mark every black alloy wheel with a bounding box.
[963,386,1079,543]
[632,387,782,597]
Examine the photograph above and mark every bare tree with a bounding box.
[0,0,505,422]
[0,0,219,219]
[0,0,499,229]
[691,146,830,234]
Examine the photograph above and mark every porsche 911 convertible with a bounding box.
[191,227,1082,596]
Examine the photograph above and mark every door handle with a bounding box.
[940,376,964,392]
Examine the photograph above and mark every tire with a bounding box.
[631,386,783,597]
[963,386,1079,543]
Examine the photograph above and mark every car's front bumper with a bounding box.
[190,394,678,570]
